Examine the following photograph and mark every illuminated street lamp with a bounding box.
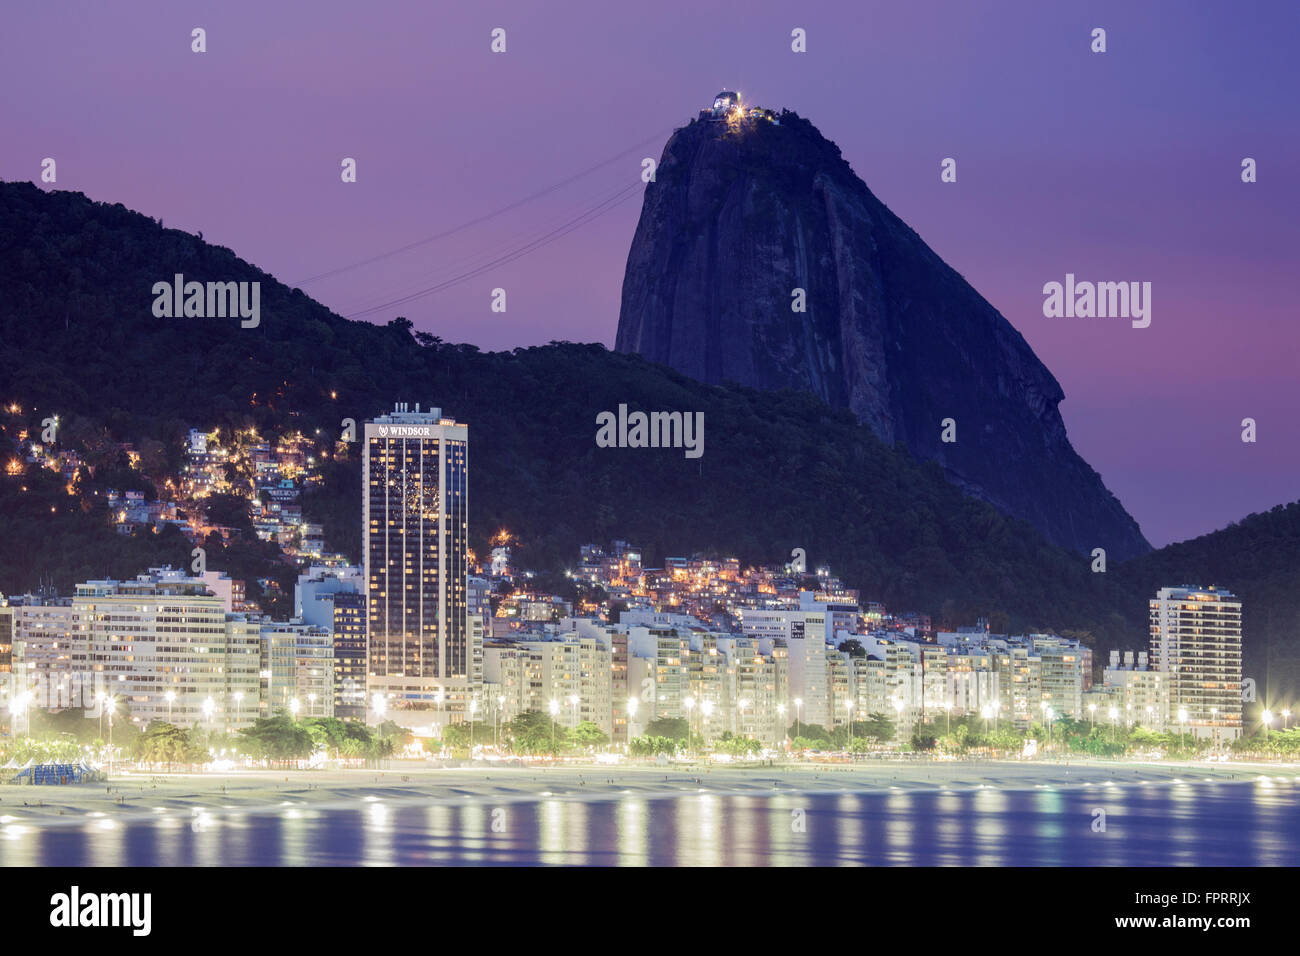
[233,691,244,729]
[1283,709,1292,731]
[626,695,639,749]
[793,697,803,742]
[165,689,176,724]
[1178,707,1189,749]
[1262,708,1273,740]
[1108,706,1119,742]
[568,693,580,729]
[107,696,118,772]
[8,690,30,738]
[1087,702,1096,730]
[548,698,560,755]
[942,700,952,736]
[289,697,301,720]
[893,697,905,744]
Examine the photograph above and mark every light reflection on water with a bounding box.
[3,781,1298,867]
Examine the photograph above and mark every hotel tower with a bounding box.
[363,404,475,732]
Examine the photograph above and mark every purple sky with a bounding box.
[4,1,1297,548]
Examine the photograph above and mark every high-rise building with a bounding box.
[1150,585,1242,742]
[363,404,470,733]
[261,621,334,718]
[58,569,260,730]
[332,592,367,720]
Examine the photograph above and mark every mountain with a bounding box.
[0,179,1121,634]
[2,179,1297,683]
[615,110,1149,561]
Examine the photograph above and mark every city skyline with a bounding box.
[3,2,1298,547]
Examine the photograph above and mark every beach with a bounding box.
[1,758,1294,829]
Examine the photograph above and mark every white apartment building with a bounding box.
[1150,586,1242,741]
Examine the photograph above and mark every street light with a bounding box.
[548,699,560,756]
[165,689,176,724]
[97,691,109,740]
[1087,702,1096,730]
[105,695,117,775]
[793,697,803,742]
[776,703,787,748]
[568,693,580,730]
[307,692,317,718]
[233,691,244,730]
[1108,706,1119,742]
[289,697,301,720]
[8,690,30,738]
[844,699,854,740]
[626,695,639,749]
[1283,709,1292,731]
[893,697,905,745]
[1178,707,1189,750]
[943,701,952,736]
[1262,709,1273,740]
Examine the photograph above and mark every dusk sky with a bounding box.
[3,0,1297,548]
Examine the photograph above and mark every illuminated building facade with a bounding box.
[1150,585,1243,742]
[363,404,471,731]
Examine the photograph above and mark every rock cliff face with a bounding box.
[616,112,1149,560]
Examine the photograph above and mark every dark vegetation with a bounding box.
[1,181,1296,680]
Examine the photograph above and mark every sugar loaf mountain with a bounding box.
[2,104,1300,675]
[617,98,1148,561]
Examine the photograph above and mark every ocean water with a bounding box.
[3,780,1299,866]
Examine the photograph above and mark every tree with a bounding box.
[630,735,679,757]
[135,720,193,770]
[504,710,567,755]
[568,720,609,750]
[858,712,896,743]
[645,716,689,742]
[787,721,831,744]
[238,712,315,763]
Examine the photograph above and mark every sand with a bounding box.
[1,757,1296,830]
